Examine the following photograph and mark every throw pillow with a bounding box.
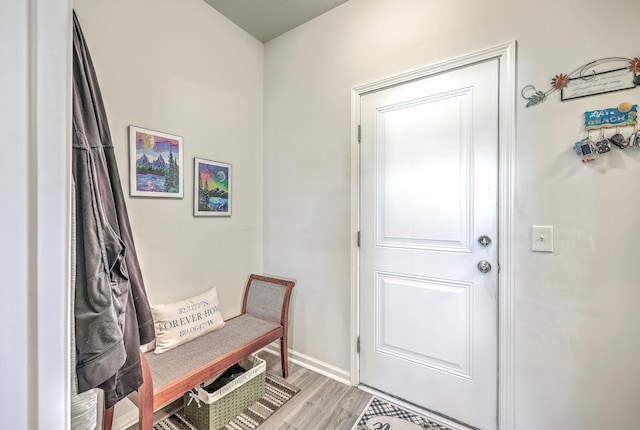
[151,287,225,354]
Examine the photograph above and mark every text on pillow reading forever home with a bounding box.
[157,299,221,338]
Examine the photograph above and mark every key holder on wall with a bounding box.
[522,57,640,107]
[573,102,638,163]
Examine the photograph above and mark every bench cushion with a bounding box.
[144,315,280,392]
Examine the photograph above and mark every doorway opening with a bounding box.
[349,41,516,430]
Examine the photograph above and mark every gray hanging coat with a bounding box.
[72,11,155,409]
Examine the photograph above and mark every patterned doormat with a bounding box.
[153,374,299,430]
[352,397,453,430]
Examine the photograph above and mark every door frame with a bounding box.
[349,41,516,429]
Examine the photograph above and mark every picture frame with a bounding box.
[129,126,184,198]
[194,158,232,217]
[561,68,636,101]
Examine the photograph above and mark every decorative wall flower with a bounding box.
[551,73,569,90]
[629,57,640,74]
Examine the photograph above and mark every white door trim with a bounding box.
[350,41,516,430]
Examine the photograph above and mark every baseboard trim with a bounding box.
[112,398,138,430]
[112,397,181,430]
[262,342,351,385]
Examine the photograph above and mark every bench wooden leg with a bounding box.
[102,404,114,430]
[138,351,154,430]
[124,352,154,430]
[101,352,153,430]
[280,336,289,378]
[102,386,153,430]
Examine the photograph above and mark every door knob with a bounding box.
[477,260,492,273]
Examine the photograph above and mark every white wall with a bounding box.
[1,2,33,427]
[73,0,264,317]
[263,0,640,428]
[1,0,72,429]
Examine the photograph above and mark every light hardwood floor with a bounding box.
[256,351,372,430]
[126,351,372,430]
[124,351,476,430]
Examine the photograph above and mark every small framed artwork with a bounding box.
[194,158,232,217]
[561,68,636,101]
[129,126,184,198]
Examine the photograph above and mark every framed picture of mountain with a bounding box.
[194,158,231,217]
[129,126,183,198]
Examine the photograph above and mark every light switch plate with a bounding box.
[531,225,553,252]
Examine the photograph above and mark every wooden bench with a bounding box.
[102,274,295,430]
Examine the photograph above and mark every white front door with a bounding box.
[359,58,499,430]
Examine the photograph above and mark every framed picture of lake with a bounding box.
[129,126,184,198]
[194,158,232,217]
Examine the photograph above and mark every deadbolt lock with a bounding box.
[478,235,492,247]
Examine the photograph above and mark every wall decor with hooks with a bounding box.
[573,102,638,163]
[522,57,640,108]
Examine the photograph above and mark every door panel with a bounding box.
[359,59,499,430]
[378,88,472,250]
[376,273,472,377]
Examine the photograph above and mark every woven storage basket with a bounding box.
[183,355,266,430]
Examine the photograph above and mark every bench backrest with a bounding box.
[242,274,294,326]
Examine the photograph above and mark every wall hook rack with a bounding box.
[573,102,638,163]
[522,56,640,108]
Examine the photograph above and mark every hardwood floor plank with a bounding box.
[257,351,372,430]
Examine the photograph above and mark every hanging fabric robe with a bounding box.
[72,11,156,409]
[70,179,98,430]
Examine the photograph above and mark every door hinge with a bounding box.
[357,125,361,143]
[357,231,361,247]
[357,336,360,353]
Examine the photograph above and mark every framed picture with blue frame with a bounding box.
[129,125,184,198]
[194,157,232,217]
